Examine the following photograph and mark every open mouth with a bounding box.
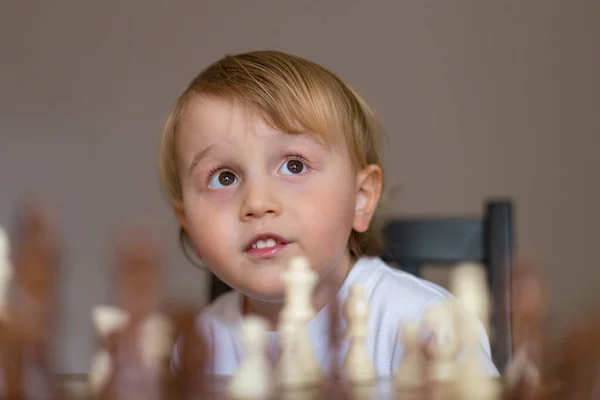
[251,238,279,249]
[245,233,290,259]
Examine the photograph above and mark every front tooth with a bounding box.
[266,238,276,248]
[256,240,266,249]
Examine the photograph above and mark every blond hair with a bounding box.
[159,50,384,263]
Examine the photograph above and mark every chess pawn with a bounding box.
[342,284,375,385]
[421,301,459,383]
[394,322,426,388]
[229,315,271,399]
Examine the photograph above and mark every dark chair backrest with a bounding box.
[380,199,514,372]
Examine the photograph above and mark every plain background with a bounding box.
[1,0,598,374]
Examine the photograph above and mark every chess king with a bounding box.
[158,50,498,379]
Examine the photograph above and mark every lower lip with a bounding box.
[246,243,288,259]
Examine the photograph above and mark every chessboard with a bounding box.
[1,204,599,400]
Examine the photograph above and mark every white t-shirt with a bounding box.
[172,257,499,377]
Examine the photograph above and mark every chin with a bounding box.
[239,281,285,302]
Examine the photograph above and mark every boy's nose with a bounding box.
[239,183,282,221]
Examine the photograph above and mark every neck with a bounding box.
[243,251,356,330]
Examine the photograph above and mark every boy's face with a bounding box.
[175,96,378,301]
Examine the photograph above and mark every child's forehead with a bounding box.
[179,94,340,147]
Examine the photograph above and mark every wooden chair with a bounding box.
[380,199,514,372]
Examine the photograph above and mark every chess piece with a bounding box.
[342,284,375,385]
[421,300,459,383]
[450,263,500,399]
[327,294,343,379]
[172,308,209,399]
[139,313,174,372]
[320,293,354,400]
[228,315,271,399]
[89,350,113,396]
[276,256,320,388]
[505,264,545,394]
[90,223,173,399]
[394,322,426,388]
[92,305,130,338]
[12,206,61,345]
[544,313,600,400]
[0,227,13,320]
[9,206,61,399]
[276,319,309,389]
[505,346,541,392]
[89,305,130,395]
[0,225,24,399]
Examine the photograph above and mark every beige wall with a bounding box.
[0,1,598,373]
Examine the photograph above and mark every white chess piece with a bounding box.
[139,313,174,372]
[421,300,459,383]
[229,315,272,399]
[276,256,321,388]
[450,263,500,398]
[0,227,14,321]
[89,350,112,395]
[280,257,317,321]
[342,284,375,385]
[92,305,129,337]
[394,322,425,388]
[89,305,130,394]
[277,318,309,389]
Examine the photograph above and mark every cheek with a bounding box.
[183,201,234,258]
[292,179,356,243]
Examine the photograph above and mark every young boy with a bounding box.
[158,50,498,377]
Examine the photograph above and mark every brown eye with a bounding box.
[282,159,306,175]
[218,171,236,185]
[209,170,238,188]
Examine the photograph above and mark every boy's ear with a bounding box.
[174,201,202,259]
[174,201,188,232]
[353,164,383,233]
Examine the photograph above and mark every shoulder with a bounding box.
[348,258,497,376]
[342,257,453,375]
[349,257,451,319]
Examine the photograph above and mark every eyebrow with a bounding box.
[186,133,327,176]
[187,144,215,176]
[288,132,328,148]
